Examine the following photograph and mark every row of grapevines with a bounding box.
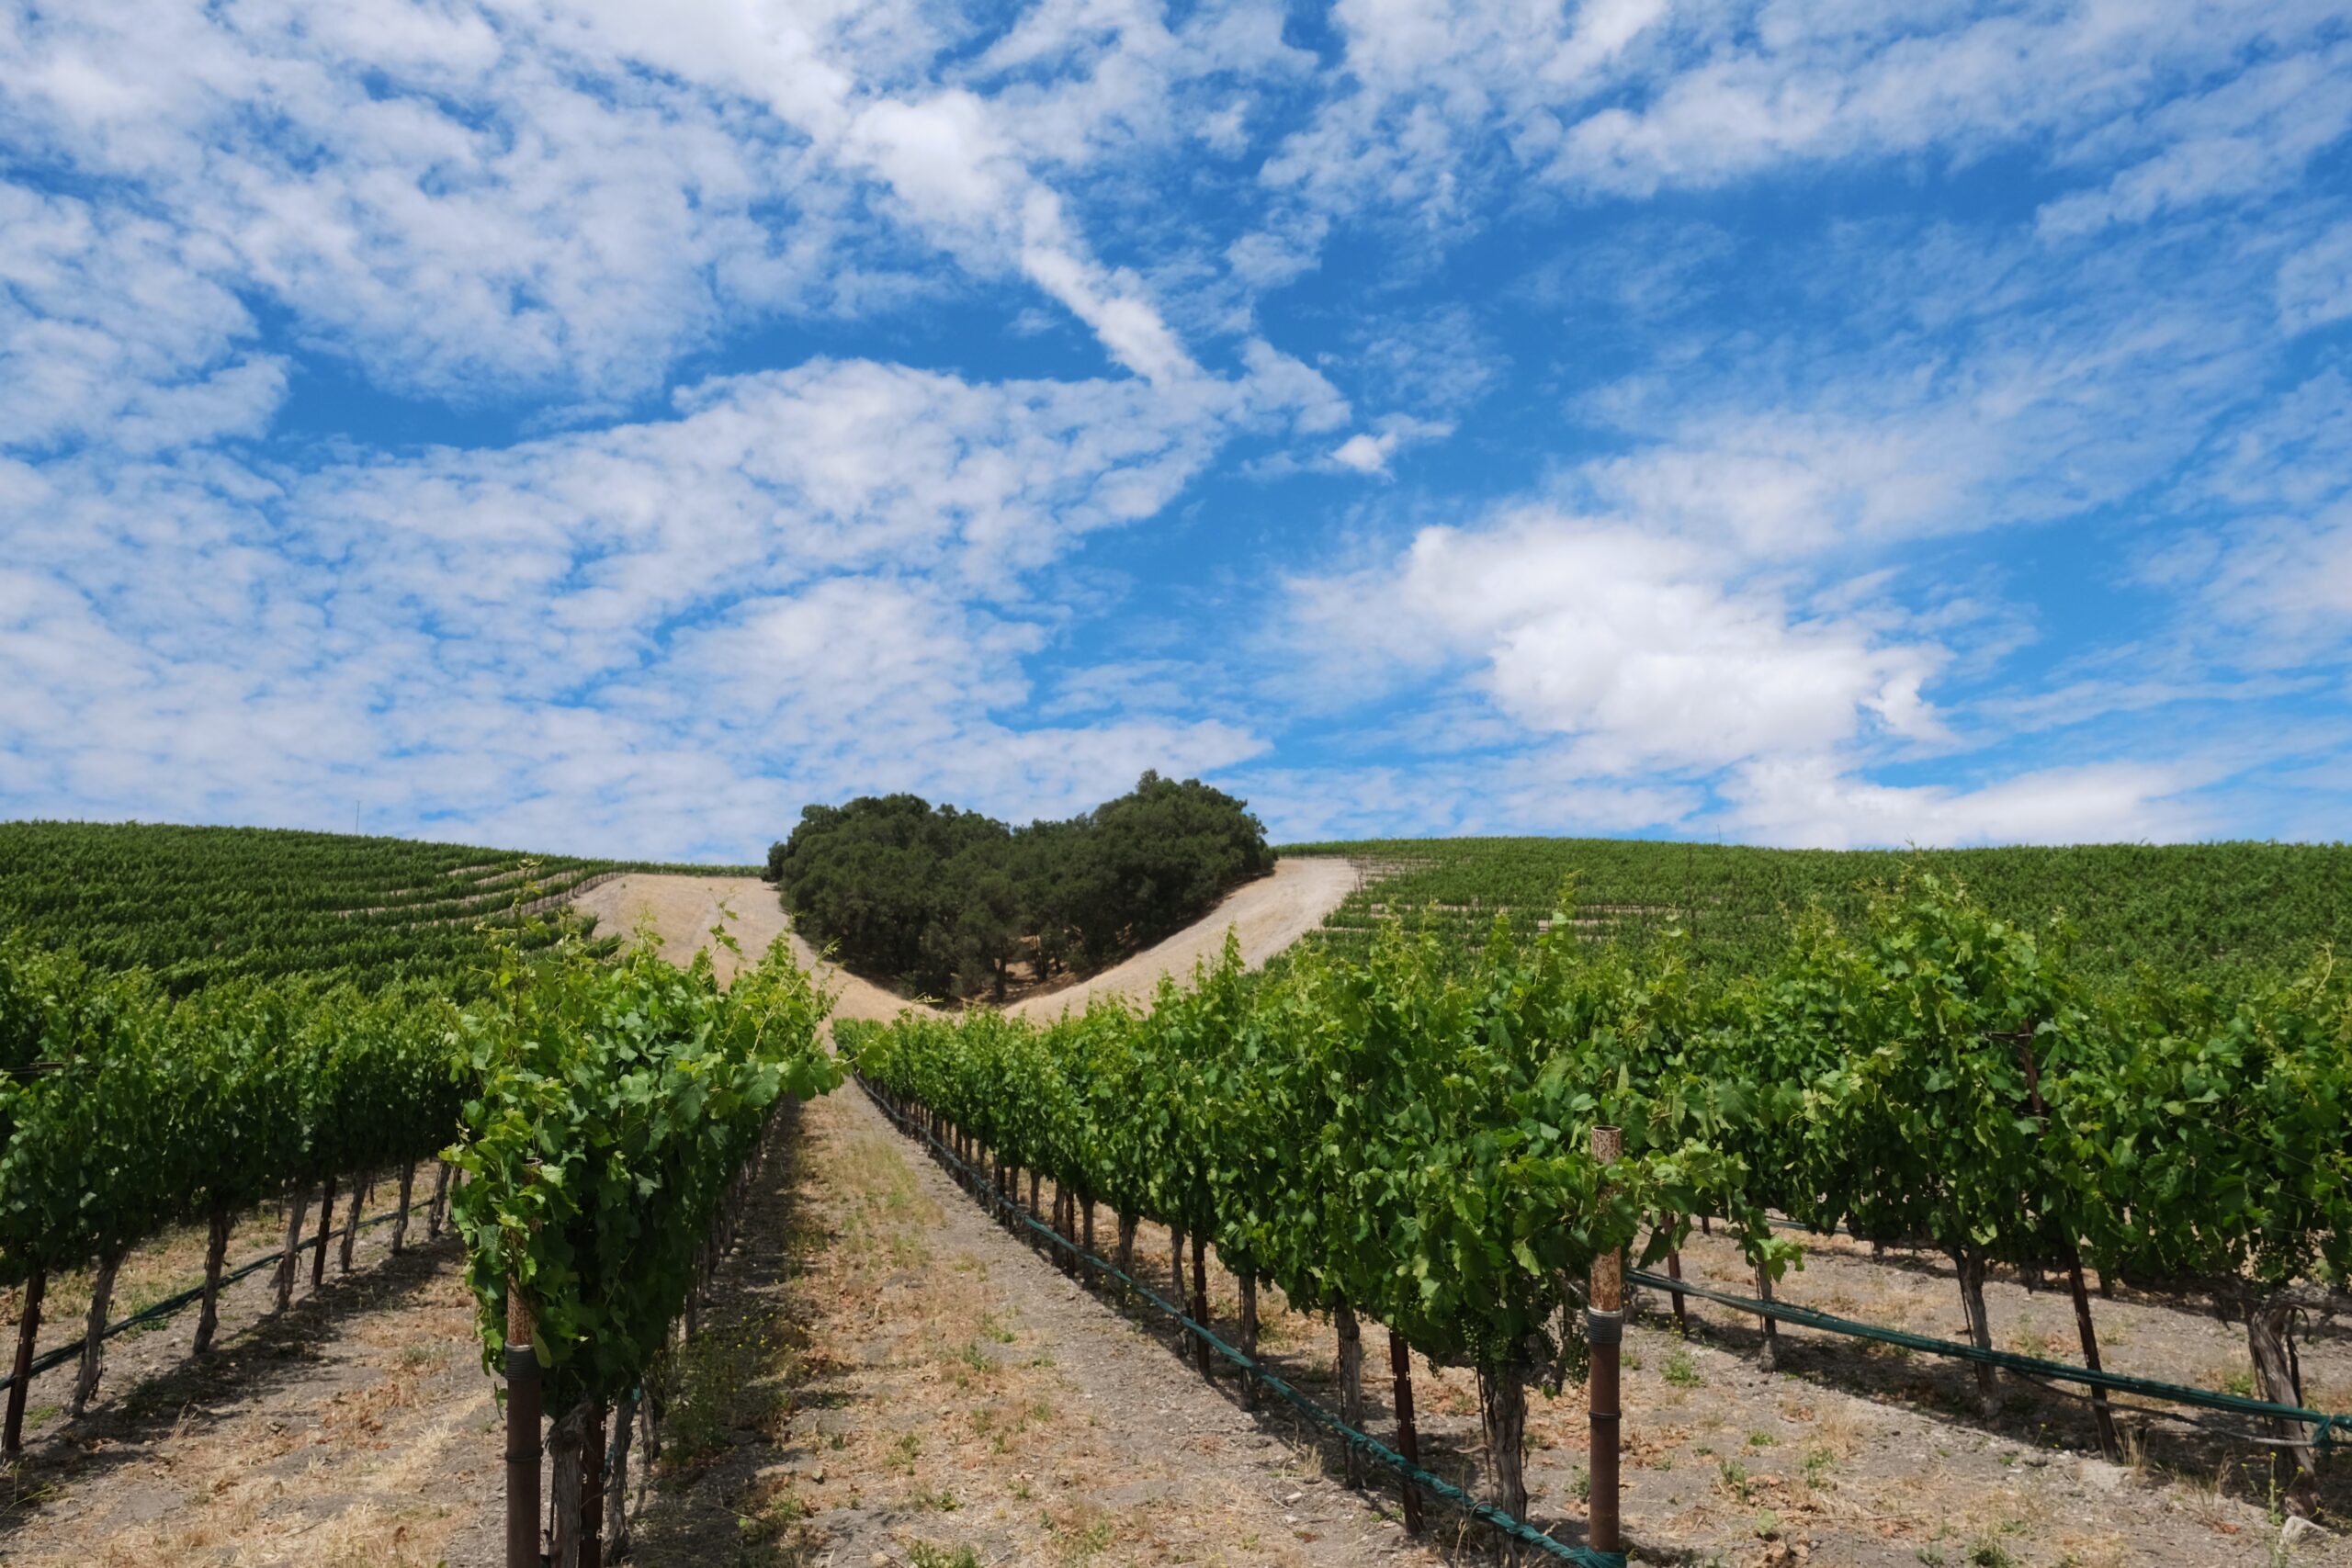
[842,928,1780,1528]
[1288,837,2352,981]
[0,931,468,1436]
[847,873,2351,1519]
[0,821,756,993]
[1697,874,2349,1498]
[445,932,839,1556]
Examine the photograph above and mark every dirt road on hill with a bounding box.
[571,854,1359,1026]
[1007,855,1355,1019]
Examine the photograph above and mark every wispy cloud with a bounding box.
[0,0,2346,854]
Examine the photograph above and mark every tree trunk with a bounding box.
[1028,1168,1041,1222]
[339,1168,368,1273]
[1238,1272,1260,1408]
[1081,1195,1097,1282]
[607,1388,639,1561]
[1169,1224,1186,1307]
[1952,1247,1997,1416]
[1116,1212,1137,1280]
[1335,1301,1364,1486]
[195,1206,232,1354]
[1479,1361,1531,1544]
[1190,1232,1212,1378]
[2248,1294,2321,1516]
[1389,1328,1424,1535]
[548,1402,586,1568]
[70,1249,121,1416]
[582,1399,606,1568]
[276,1188,308,1309]
[311,1177,337,1289]
[427,1160,452,1239]
[6,1265,44,1456]
[1756,1260,1780,1373]
[1665,1242,1689,1336]
[390,1163,416,1255]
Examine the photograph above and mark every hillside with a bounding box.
[0,821,754,991]
[1285,836,2352,979]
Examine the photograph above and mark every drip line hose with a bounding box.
[856,1077,1626,1568]
[2,1193,439,1395]
[1626,1268,2352,1453]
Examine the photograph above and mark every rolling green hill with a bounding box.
[0,820,757,992]
[1283,836,2352,979]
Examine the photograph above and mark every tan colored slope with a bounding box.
[1005,854,1354,1019]
[568,872,906,1021]
[569,855,1357,1025]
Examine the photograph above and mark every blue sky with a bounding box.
[2,1,2347,860]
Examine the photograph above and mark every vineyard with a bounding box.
[843,870,2352,1555]
[4,825,2349,1564]
[0,824,839,1565]
[0,821,755,992]
[1285,837,2352,979]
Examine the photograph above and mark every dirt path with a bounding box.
[0,1190,497,1568]
[1008,857,1355,1020]
[630,1083,1451,1568]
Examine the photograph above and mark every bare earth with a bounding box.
[1008,858,1358,1020]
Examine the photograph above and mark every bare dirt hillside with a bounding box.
[570,872,907,1021]
[1008,855,1355,1020]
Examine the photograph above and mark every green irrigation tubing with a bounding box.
[2,1189,443,1396]
[1626,1267,2352,1453]
[855,1077,1626,1568]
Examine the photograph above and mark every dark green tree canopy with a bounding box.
[770,773,1273,999]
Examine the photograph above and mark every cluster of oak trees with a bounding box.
[767,772,1273,999]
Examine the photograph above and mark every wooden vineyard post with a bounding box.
[1589,1124,1623,1559]
[505,1277,543,1568]
[5,1265,44,1456]
[1389,1328,1424,1536]
[2016,1025,2119,1460]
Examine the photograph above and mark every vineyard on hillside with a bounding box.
[0,821,757,992]
[1285,836,2352,978]
[843,871,2352,1545]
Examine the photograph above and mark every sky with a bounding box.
[1,1,2347,860]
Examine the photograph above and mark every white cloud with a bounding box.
[1327,413,1454,475]
[1291,507,1949,775]
[1264,0,2351,265]
[1720,757,2208,849]
[0,355,1283,856]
